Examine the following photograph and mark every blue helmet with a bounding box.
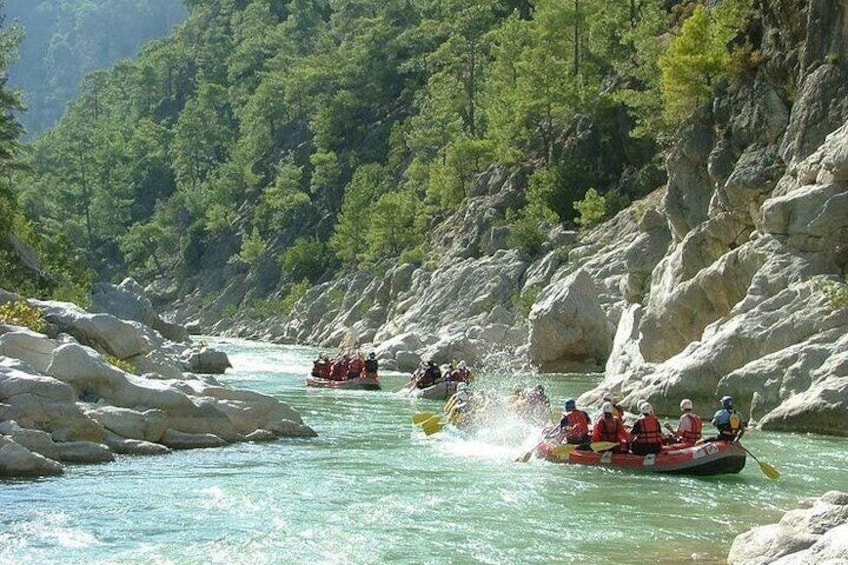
[564,398,576,410]
[721,395,734,410]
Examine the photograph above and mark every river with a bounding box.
[2,338,846,564]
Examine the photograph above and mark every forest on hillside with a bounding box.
[5,0,186,137]
[1,0,757,311]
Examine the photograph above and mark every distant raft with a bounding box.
[305,374,381,390]
[536,440,747,476]
[397,380,457,400]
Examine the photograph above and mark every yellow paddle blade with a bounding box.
[551,444,578,457]
[412,411,437,425]
[422,418,444,436]
[758,461,781,480]
[590,441,619,452]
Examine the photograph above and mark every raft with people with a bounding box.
[397,360,472,400]
[534,439,747,476]
[307,350,381,390]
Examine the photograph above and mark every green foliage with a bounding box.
[104,354,135,374]
[279,236,331,284]
[819,278,848,309]
[511,285,542,324]
[329,164,385,265]
[659,1,753,123]
[0,300,46,333]
[281,279,311,315]
[363,190,423,262]
[233,228,268,269]
[506,209,547,257]
[574,188,608,228]
[12,0,688,298]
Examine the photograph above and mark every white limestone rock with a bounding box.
[0,436,64,477]
[527,268,614,372]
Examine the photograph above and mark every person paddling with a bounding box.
[592,402,628,452]
[710,396,745,442]
[364,352,379,379]
[668,399,702,445]
[629,402,663,455]
[558,398,591,446]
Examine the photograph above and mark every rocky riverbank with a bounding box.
[728,490,848,564]
[0,281,315,478]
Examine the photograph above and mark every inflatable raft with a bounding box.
[397,380,457,400]
[536,440,747,476]
[305,374,381,390]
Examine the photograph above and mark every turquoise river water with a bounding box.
[2,337,846,564]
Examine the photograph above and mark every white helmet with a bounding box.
[601,402,614,414]
[457,382,469,392]
[640,402,653,415]
[602,391,613,401]
[680,399,693,411]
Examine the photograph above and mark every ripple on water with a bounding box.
[2,337,846,565]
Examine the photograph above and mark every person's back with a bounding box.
[417,362,440,388]
[364,353,378,376]
[348,356,365,378]
[675,399,702,445]
[592,403,628,449]
[630,402,663,455]
[711,396,745,441]
[560,399,591,445]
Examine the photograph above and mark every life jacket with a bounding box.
[595,416,623,443]
[311,361,323,378]
[457,368,470,382]
[679,412,702,444]
[714,409,743,439]
[348,358,364,376]
[562,410,590,441]
[330,361,347,380]
[631,415,663,445]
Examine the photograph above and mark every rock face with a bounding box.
[727,491,848,565]
[0,286,316,478]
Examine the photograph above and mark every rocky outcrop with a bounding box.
[728,491,848,565]
[0,289,316,478]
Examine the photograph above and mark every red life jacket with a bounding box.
[564,410,590,441]
[330,361,347,380]
[632,415,662,445]
[679,412,702,444]
[595,416,623,443]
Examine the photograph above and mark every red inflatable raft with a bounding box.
[536,440,747,476]
[305,374,381,390]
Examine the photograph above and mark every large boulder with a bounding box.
[33,299,150,359]
[0,436,63,477]
[90,278,188,343]
[728,491,848,565]
[527,268,614,372]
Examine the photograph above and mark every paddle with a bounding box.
[739,443,780,480]
[411,411,438,425]
[553,441,619,456]
[515,426,560,462]
[421,415,444,436]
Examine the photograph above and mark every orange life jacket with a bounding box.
[594,416,624,443]
[679,412,702,444]
[562,410,590,441]
[631,415,663,445]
